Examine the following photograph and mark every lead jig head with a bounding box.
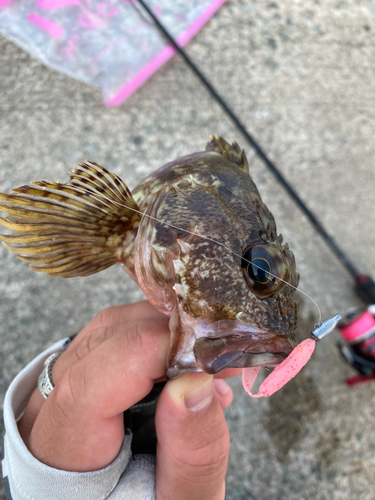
[310,314,342,341]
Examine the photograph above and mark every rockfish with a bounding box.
[0,136,299,380]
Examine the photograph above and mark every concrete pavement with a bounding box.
[1,1,375,498]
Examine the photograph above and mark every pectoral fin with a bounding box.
[0,162,141,277]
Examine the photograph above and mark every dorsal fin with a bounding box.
[206,136,249,173]
[0,162,141,277]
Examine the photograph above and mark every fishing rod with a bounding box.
[137,0,375,305]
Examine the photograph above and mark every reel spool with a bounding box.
[337,305,375,385]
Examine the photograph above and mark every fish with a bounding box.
[0,136,300,379]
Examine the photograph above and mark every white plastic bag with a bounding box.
[0,0,226,105]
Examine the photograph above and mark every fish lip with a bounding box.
[195,318,293,343]
[193,329,294,375]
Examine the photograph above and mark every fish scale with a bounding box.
[0,136,300,381]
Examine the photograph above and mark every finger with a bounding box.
[62,318,171,415]
[155,372,229,500]
[214,379,233,409]
[54,311,170,382]
[22,350,232,449]
[28,318,171,471]
[80,300,167,335]
[214,368,242,379]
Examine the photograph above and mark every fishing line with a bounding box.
[2,163,321,320]
[69,165,322,319]
[102,194,322,323]
[134,0,375,306]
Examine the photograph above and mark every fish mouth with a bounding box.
[193,334,294,375]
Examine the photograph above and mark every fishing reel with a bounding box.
[337,305,375,385]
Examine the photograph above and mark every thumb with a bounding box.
[155,372,230,500]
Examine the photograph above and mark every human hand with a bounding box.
[18,300,238,499]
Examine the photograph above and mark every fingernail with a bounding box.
[184,375,214,412]
[214,378,230,397]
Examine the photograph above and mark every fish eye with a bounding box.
[241,244,287,297]
[247,258,271,284]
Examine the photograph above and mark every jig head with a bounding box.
[310,314,342,341]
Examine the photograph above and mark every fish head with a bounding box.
[174,222,300,375]
[0,136,299,379]
[134,152,300,377]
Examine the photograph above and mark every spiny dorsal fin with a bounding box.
[206,136,249,173]
[0,162,141,277]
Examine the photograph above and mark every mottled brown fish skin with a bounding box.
[0,137,299,379]
[131,137,299,377]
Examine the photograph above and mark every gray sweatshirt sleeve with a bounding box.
[2,339,156,500]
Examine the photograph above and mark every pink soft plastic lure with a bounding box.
[242,338,316,398]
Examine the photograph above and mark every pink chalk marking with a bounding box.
[36,0,80,9]
[0,0,15,8]
[104,0,228,106]
[242,339,316,398]
[27,13,64,39]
